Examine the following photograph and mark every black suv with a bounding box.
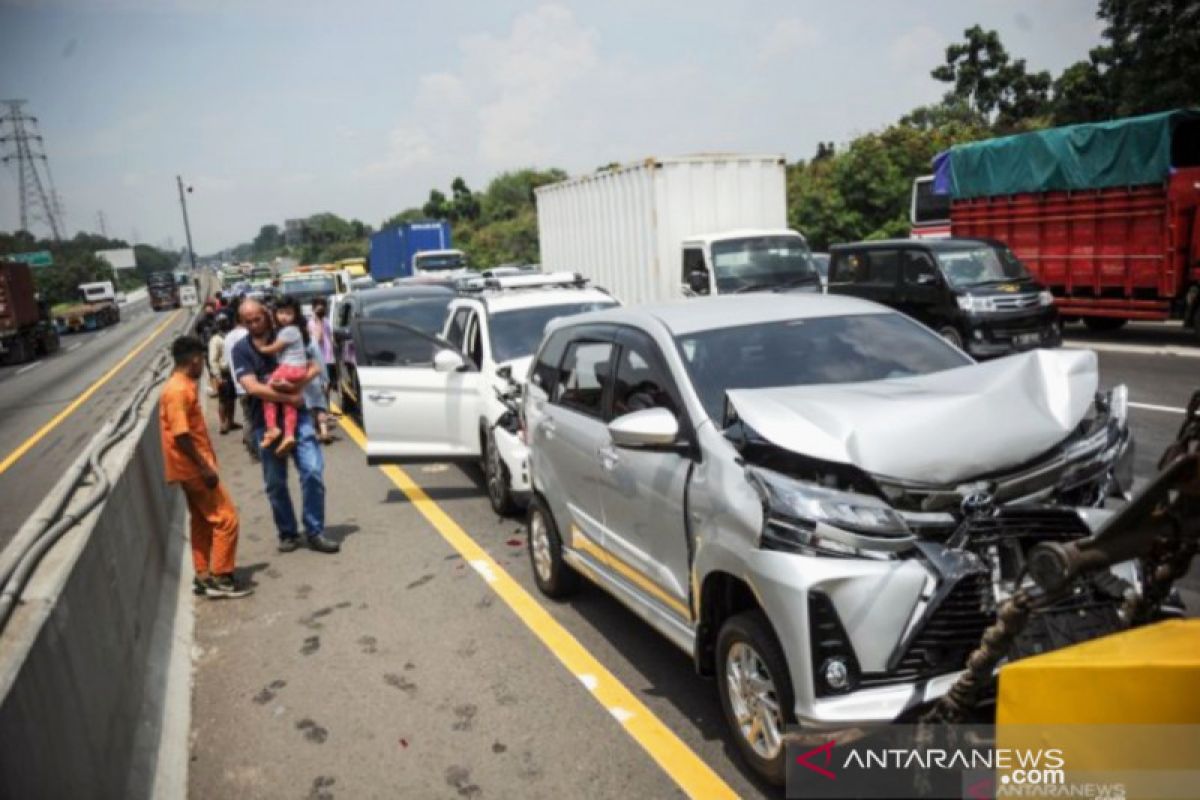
[826,238,1061,358]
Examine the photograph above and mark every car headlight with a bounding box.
[745,466,915,557]
[1038,290,1055,307]
[955,295,996,313]
[1106,384,1128,427]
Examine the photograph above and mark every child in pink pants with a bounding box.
[255,297,311,455]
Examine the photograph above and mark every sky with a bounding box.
[0,0,1105,253]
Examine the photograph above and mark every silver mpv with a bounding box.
[523,294,1133,785]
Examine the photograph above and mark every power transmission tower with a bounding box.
[0,99,66,240]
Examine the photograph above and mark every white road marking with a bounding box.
[66,342,81,352]
[577,674,599,691]
[16,361,42,375]
[609,707,635,723]
[470,559,497,583]
[1065,340,1200,358]
[1129,401,1186,414]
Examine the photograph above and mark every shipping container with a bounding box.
[920,110,1200,331]
[0,261,59,364]
[0,261,41,330]
[368,221,454,281]
[535,154,815,305]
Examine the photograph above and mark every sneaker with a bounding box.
[307,534,341,554]
[192,577,210,596]
[278,537,301,553]
[205,574,252,599]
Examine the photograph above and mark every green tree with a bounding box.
[932,25,1052,129]
[478,168,566,223]
[450,177,481,222]
[380,207,427,230]
[1093,0,1200,117]
[252,224,282,255]
[1051,59,1116,124]
[422,189,450,219]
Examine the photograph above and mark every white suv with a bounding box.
[354,272,617,514]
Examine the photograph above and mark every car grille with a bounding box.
[990,293,1041,311]
[960,507,1092,545]
[860,572,992,688]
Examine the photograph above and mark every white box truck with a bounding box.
[534,154,820,305]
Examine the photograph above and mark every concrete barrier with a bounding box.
[0,384,187,799]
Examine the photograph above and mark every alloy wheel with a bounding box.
[529,509,553,584]
[725,641,783,760]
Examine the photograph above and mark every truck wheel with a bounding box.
[485,430,518,516]
[716,610,796,787]
[1084,317,1127,332]
[938,325,964,349]
[44,330,60,354]
[527,494,578,599]
[6,338,30,365]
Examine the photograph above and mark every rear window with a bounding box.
[675,313,972,422]
[361,296,452,332]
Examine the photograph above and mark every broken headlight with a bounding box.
[745,466,915,557]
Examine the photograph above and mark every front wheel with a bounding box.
[485,430,518,516]
[527,495,578,599]
[716,610,796,787]
[938,324,964,350]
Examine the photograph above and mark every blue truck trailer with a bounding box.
[368,221,456,281]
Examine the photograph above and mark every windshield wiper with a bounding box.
[770,274,822,291]
[732,281,778,294]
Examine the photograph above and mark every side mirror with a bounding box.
[433,348,467,373]
[496,364,513,382]
[608,407,680,449]
[685,269,711,296]
[915,272,939,286]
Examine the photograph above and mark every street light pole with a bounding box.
[176,175,197,272]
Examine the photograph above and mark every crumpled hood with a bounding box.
[726,349,1099,485]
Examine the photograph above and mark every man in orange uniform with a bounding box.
[160,335,251,598]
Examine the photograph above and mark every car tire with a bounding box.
[716,610,797,787]
[485,430,518,516]
[937,325,964,350]
[527,494,578,599]
[340,368,360,420]
[1084,317,1127,332]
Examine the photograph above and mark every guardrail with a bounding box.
[0,306,199,799]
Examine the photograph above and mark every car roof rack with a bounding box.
[456,270,591,294]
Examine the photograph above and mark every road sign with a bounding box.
[5,250,53,268]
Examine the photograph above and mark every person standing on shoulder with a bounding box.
[208,316,241,434]
[222,296,259,462]
[160,336,251,599]
[231,299,340,555]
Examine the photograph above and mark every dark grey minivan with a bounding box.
[826,238,1061,357]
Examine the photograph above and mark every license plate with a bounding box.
[1014,332,1040,346]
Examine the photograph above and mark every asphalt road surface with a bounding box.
[0,293,195,550]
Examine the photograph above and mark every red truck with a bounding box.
[912,109,1200,334]
[0,261,60,365]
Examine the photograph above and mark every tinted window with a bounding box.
[488,302,617,364]
[912,177,951,225]
[682,248,706,280]
[552,341,614,418]
[355,320,440,366]
[531,329,570,396]
[465,313,484,369]
[710,236,818,293]
[675,313,972,421]
[445,308,470,350]
[361,296,452,333]
[865,250,899,286]
[829,251,866,283]
[613,338,678,418]
[903,251,939,284]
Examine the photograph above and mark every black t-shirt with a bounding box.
[231,334,278,429]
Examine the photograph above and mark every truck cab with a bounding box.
[679,229,822,297]
[78,281,116,304]
[412,249,467,276]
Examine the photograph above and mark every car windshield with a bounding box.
[675,313,972,421]
[934,244,1030,288]
[280,276,336,302]
[710,236,820,293]
[489,302,617,363]
[414,253,465,272]
[362,296,452,332]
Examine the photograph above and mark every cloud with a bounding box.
[358,126,434,176]
[758,18,820,64]
[889,25,945,69]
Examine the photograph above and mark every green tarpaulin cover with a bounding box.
[945,109,1200,198]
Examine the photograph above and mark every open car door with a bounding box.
[351,318,484,464]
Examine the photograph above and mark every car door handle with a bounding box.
[598,444,619,470]
[367,391,396,404]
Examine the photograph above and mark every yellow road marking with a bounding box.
[334,406,738,800]
[0,310,184,476]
